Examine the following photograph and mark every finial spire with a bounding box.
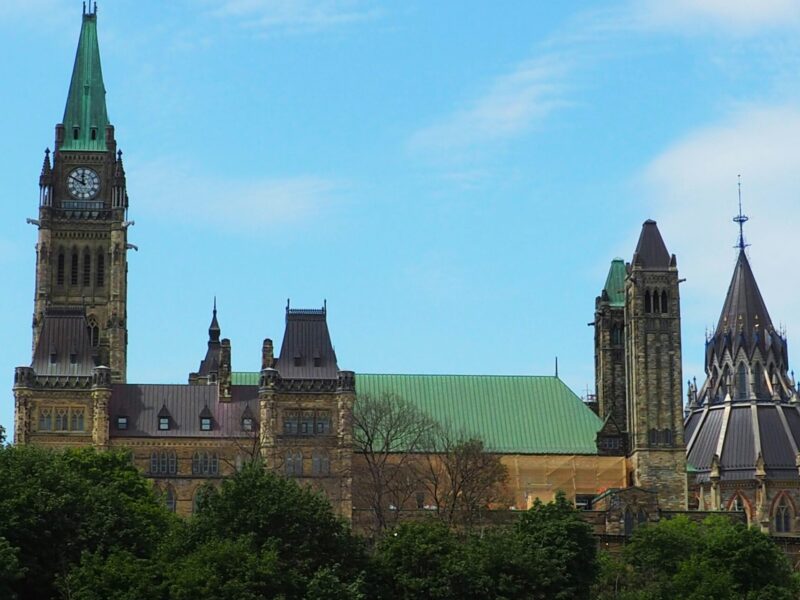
[733,174,749,252]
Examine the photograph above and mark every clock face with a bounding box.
[66,167,101,200]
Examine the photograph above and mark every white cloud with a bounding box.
[408,55,569,159]
[639,105,800,341]
[128,158,342,232]
[634,0,800,34]
[210,0,379,34]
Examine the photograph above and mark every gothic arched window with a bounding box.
[644,291,652,313]
[70,249,79,286]
[96,250,105,287]
[754,363,764,397]
[82,248,91,287]
[38,407,52,431]
[624,508,634,536]
[775,496,792,533]
[87,316,99,348]
[312,451,330,476]
[661,291,668,313]
[637,509,648,525]
[648,428,658,446]
[164,485,177,513]
[737,362,748,400]
[57,250,65,286]
[652,290,661,313]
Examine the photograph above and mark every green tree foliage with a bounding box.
[184,464,367,595]
[0,445,173,600]
[0,424,6,445]
[593,514,800,600]
[0,536,23,600]
[374,493,597,600]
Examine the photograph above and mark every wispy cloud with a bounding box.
[210,0,380,34]
[639,105,800,340]
[129,158,343,232]
[408,55,570,160]
[633,0,800,34]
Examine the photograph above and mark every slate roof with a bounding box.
[61,9,109,151]
[274,307,339,379]
[602,258,626,307]
[632,219,671,268]
[109,384,258,438]
[686,403,800,483]
[715,249,775,340]
[32,308,96,376]
[230,372,603,454]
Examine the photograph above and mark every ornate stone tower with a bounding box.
[594,258,628,455]
[258,303,356,518]
[14,6,130,446]
[624,220,687,510]
[32,5,130,382]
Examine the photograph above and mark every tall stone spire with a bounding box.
[209,298,221,344]
[61,5,109,151]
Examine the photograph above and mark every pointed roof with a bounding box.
[632,220,671,268]
[602,258,626,307]
[61,10,109,151]
[32,308,97,376]
[275,305,339,379]
[209,299,221,343]
[716,249,775,338]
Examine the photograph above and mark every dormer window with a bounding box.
[242,417,253,432]
[313,354,322,367]
[159,417,170,431]
[199,405,213,431]
[69,351,78,365]
[73,127,79,140]
[49,350,57,365]
[116,416,128,430]
[90,127,97,140]
[293,353,302,367]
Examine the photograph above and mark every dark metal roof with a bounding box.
[687,407,723,471]
[274,307,339,380]
[631,219,671,268]
[196,305,222,376]
[720,407,753,470]
[715,249,774,342]
[32,308,96,376]
[686,403,800,483]
[109,384,258,438]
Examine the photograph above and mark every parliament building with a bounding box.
[12,8,800,546]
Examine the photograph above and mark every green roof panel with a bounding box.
[603,258,626,307]
[61,12,109,151]
[231,372,602,454]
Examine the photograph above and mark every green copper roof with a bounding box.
[231,372,602,454]
[603,258,626,308]
[61,12,109,151]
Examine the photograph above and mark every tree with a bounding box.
[374,521,478,600]
[593,514,800,599]
[421,433,508,529]
[179,463,367,599]
[0,424,6,445]
[0,446,174,600]
[0,536,23,600]
[482,493,597,600]
[353,392,438,532]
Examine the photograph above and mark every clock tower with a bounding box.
[32,4,130,383]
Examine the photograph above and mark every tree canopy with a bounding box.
[593,514,800,600]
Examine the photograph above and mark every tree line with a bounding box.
[1,404,799,599]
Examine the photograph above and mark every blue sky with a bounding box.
[3,0,800,436]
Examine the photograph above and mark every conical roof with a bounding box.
[61,10,109,151]
[715,249,774,338]
[602,258,626,307]
[632,220,671,268]
[209,300,221,343]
